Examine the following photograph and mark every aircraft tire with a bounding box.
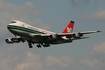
[29,46,33,48]
[37,45,41,48]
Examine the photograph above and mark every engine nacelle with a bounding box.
[5,38,13,43]
[72,33,83,38]
[49,34,58,40]
[5,38,20,44]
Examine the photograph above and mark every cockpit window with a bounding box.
[11,21,16,23]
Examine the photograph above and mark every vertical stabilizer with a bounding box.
[62,21,74,33]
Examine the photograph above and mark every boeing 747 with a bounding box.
[5,20,101,48]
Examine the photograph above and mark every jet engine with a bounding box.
[5,38,20,43]
[72,33,83,38]
[49,34,58,40]
[5,38,13,43]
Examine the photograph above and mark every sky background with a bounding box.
[0,0,105,70]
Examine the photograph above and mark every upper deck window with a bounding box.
[11,21,16,23]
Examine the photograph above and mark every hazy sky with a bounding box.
[0,0,105,70]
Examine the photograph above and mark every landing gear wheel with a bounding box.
[37,44,41,48]
[43,43,50,47]
[28,43,33,48]
[29,45,33,48]
[48,44,50,47]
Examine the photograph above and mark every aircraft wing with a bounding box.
[57,30,101,36]
[31,30,100,40]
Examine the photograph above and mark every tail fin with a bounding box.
[62,21,74,33]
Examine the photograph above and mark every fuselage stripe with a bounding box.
[8,25,45,34]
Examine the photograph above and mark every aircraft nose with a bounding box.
[7,24,11,30]
[7,24,16,34]
[7,23,14,31]
[7,20,17,30]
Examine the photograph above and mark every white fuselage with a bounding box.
[8,20,55,35]
[7,20,70,44]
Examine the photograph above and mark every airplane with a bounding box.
[5,20,101,48]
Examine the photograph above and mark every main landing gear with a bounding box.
[28,43,33,48]
[37,43,50,48]
[27,41,50,48]
[27,41,34,48]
